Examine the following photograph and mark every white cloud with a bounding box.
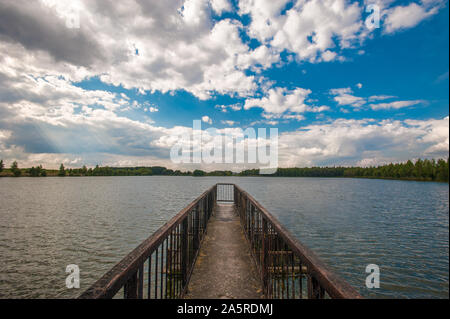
[243,86,331,123]
[329,87,366,108]
[0,0,445,101]
[210,0,232,15]
[370,100,424,110]
[406,116,449,155]
[368,95,397,102]
[356,83,363,89]
[0,0,280,101]
[215,103,242,112]
[244,87,312,114]
[321,50,338,62]
[202,115,213,124]
[237,0,445,64]
[330,88,424,111]
[278,116,449,167]
[281,114,305,121]
[1,75,447,169]
[221,120,237,126]
[308,105,330,113]
[0,65,175,164]
[383,2,440,34]
[239,0,364,62]
[147,106,159,113]
[249,119,279,126]
[0,0,447,171]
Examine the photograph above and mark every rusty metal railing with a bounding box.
[80,183,361,299]
[79,185,216,299]
[216,183,234,202]
[233,184,362,299]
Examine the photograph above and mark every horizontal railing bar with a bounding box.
[268,266,307,273]
[234,184,362,299]
[268,251,293,255]
[79,185,216,299]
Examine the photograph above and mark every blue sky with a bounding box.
[0,0,448,169]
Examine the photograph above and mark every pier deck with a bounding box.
[185,203,263,299]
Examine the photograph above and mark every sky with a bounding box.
[0,0,448,170]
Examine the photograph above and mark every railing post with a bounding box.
[262,217,269,297]
[124,271,138,299]
[181,217,188,287]
[208,191,212,219]
[308,276,324,299]
[213,185,217,212]
[249,203,254,241]
[193,205,200,251]
[137,263,144,299]
[203,196,207,232]
[205,193,209,224]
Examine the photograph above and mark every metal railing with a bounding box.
[216,183,234,202]
[79,185,216,299]
[79,183,361,299]
[233,184,362,299]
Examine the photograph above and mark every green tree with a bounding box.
[11,161,21,177]
[404,160,414,177]
[422,159,435,180]
[436,158,449,182]
[58,164,66,177]
[27,166,39,177]
[193,169,206,176]
[40,165,47,177]
[0,159,4,173]
[414,159,424,178]
[93,164,100,176]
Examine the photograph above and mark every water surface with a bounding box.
[0,176,448,298]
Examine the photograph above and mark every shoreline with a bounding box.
[0,172,447,183]
[1,158,448,183]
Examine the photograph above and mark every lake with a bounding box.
[0,176,448,298]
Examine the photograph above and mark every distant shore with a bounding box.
[0,172,447,183]
[0,157,448,183]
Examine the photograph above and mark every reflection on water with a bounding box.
[0,176,448,298]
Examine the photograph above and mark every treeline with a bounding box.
[0,160,30,177]
[0,158,448,182]
[240,167,346,177]
[342,158,449,182]
[240,158,449,182]
[0,160,235,177]
[60,165,164,176]
[63,166,233,177]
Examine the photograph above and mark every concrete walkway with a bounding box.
[184,203,263,299]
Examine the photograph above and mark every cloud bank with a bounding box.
[0,0,448,169]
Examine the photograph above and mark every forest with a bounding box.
[0,158,448,182]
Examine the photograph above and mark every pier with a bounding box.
[79,184,362,299]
